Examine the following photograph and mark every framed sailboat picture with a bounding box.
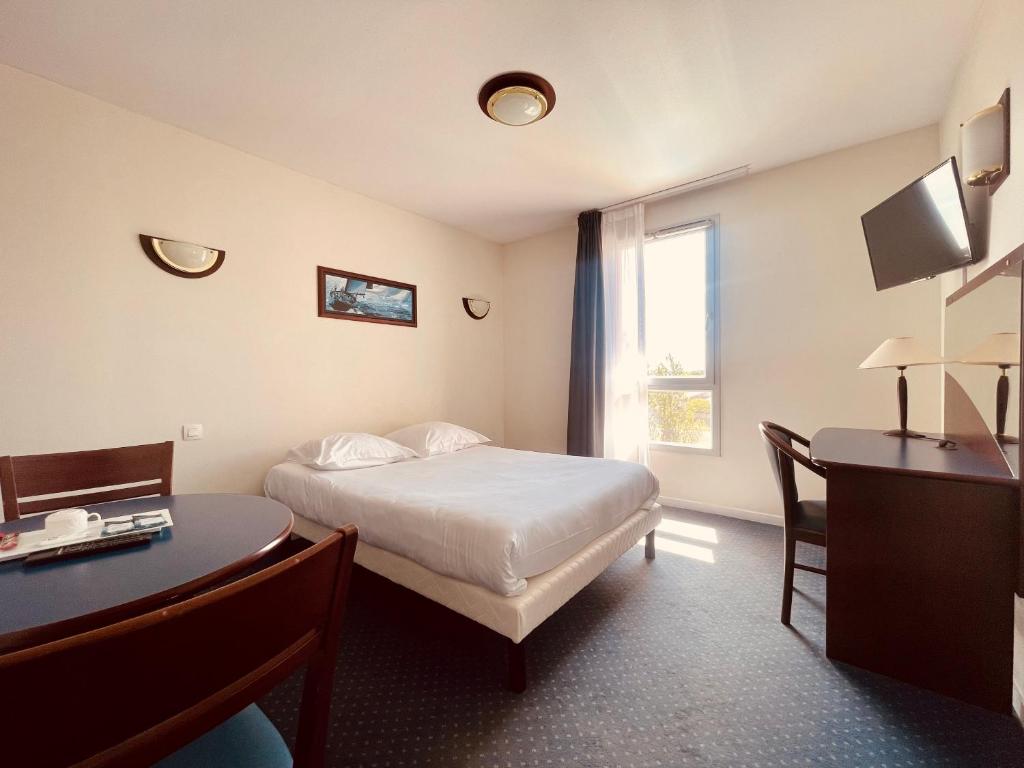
[317,266,417,327]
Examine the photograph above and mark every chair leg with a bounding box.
[781,535,796,626]
[645,529,656,560]
[294,654,332,768]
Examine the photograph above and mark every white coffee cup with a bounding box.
[44,508,102,539]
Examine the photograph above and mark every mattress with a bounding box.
[291,503,662,643]
[264,445,659,596]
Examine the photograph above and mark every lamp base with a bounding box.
[996,433,1020,445]
[882,429,927,438]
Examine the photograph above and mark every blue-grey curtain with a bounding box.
[567,210,605,457]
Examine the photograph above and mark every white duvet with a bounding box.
[264,446,659,596]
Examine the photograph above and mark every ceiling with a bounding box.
[0,0,981,243]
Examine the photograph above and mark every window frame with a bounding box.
[643,215,721,456]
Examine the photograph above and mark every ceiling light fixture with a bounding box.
[478,72,555,126]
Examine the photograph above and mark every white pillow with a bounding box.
[385,421,490,458]
[287,432,416,471]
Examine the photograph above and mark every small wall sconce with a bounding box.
[462,297,491,320]
[962,88,1010,194]
[140,234,225,278]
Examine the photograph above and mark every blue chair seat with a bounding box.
[155,704,292,768]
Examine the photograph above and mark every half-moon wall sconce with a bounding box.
[462,297,491,320]
[140,234,226,278]
[961,88,1010,194]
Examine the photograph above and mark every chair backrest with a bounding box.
[0,525,358,768]
[758,421,825,528]
[0,441,174,521]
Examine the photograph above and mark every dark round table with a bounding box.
[0,493,293,653]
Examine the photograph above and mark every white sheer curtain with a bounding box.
[601,203,648,465]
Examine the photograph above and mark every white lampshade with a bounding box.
[958,332,1020,366]
[859,337,942,369]
[962,101,1005,186]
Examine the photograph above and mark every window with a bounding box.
[643,218,719,453]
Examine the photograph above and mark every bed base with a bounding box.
[507,530,653,692]
[289,502,661,692]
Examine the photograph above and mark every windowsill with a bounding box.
[650,442,720,457]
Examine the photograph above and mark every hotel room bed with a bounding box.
[264,445,661,689]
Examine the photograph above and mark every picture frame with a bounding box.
[317,266,417,327]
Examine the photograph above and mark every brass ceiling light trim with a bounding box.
[487,86,548,123]
[478,72,556,126]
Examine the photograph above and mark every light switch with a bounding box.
[182,424,204,441]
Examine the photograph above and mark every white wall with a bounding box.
[0,64,504,494]
[933,0,1024,723]
[502,226,577,454]
[503,126,943,520]
[939,0,1024,284]
[644,127,942,515]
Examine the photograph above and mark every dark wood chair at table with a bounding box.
[758,421,827,626]
[0,441,174,521]
[1,524,358,768]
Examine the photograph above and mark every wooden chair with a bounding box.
[0,441,173,521]
[758,421,827,626]
[0,524,358,768]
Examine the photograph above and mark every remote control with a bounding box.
[24,532,153,566]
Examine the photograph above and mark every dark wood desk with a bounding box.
[0,494,293,653]
[811,428,1020,713]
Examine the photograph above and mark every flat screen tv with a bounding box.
[861,156,976,291]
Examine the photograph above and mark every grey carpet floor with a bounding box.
[261,507,1024,767]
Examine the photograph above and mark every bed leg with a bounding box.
[645,529,656,560]
[506,638,527,693]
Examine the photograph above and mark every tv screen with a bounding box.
[861,157,975,291]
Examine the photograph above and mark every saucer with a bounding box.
[33,521,102,549]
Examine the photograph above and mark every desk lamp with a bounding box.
[958,332,1020,444]
[859,337,941,438]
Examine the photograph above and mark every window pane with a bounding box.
[648,389,713,448]
[643,229,707,378]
